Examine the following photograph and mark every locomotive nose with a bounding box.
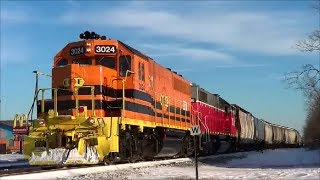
[51,64,106,117]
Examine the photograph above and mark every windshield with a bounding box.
[96,56,116,69]
[72,58,92,65]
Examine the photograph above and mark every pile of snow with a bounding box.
[226,148,320,168]
[29,147,100,165]
[29,148,66,165]
[64,146,99,164]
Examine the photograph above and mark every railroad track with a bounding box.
[0,156,183,178]
[0,164,102,177]
[0,146,255,178]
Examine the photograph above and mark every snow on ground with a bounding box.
[229,148,320,167]
[205,148,320,168]
[79,165,318,180]
[61,148,320,180]
[0,153,28,168]
[1,148,320,180]
[0,147,100,168]
[0,154,25,162]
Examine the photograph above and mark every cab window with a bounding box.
[57,59,68,67]
[119,55,131,77]
[96,56,116,69]
[73,59,92,65]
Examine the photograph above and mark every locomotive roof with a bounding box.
[231,104,252,114]
[118,41,151,61]
[260,119,298,131]
[118,40,186,79]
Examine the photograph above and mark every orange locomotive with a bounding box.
[22,31,195,165]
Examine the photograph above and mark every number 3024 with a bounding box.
[95,45,116,53]
[70,46,84,56]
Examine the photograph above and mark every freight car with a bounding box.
[232,104,256,150]
[12,31,302,166]
[231,105,302,151]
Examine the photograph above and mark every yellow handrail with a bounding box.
[74,86,96,117]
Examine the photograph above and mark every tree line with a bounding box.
[285,1,320,147]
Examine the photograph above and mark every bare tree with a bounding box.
[285,64,320,100]
[296,30,320,52]
[285,0,320,147]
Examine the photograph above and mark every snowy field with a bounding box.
[1,148,319,180]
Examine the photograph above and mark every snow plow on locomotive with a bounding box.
[12,31,302,166]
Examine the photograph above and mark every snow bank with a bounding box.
[64,146,99,164]
[226,148,320,168]
[29,148,66,165]
[28,147,100,165]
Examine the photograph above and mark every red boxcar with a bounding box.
[191,83,237,137]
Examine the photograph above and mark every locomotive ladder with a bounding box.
[198,117,210,143]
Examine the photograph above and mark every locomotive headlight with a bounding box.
[86,42,92,52]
